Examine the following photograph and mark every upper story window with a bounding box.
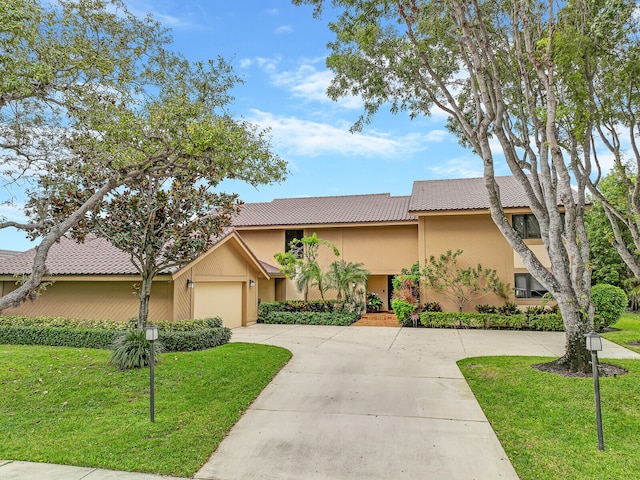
[514,273,548,298]
[512,214,541,239]
[285,229,304,259]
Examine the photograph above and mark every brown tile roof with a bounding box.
[0,249,20,260]
[259,260,282,276]
[233,194,415,227]
[0,230,235,276]
[409,176,531,212]
[0,235,138,276]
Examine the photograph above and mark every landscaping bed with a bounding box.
[258,301,359,326]
[420,311,564,331]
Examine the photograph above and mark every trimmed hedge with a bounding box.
[160,328,231,351]
[263,311,358,326]
[0,315,231,352]
[0,326,117,349]
[420,312,564,331]
[258,301,335,322]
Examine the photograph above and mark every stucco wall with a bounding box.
[420,213,514,312]
[173,239,260,325]
[0,279,172,321]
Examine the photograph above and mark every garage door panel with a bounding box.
[194,282,242,328]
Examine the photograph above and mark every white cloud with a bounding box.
[428,157,484,179]
[0,202,27,223]
[266,8,279,15]
[247,110,427,158]
[242,56,362,109]
[274,25,293,34]
[424,129,449,143]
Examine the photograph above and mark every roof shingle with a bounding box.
[232,194,415,227]
[409,176,531,212]
[0,230,235,276]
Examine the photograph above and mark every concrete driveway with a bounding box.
[195,325,638,480]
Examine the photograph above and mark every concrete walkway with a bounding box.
[2,326,638,480]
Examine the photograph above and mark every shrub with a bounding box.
[591,284,628,330]
[498,302,520,315]
[0,326,117,349]
[160,328,231,351]
[262,311,357,326]
[258,301,335,322]
[420,312,564,331]
[0,315,230,352]
[391,299,417,326]
[110,330,164,370]
[421,302,442,312]
[476,304,498,314]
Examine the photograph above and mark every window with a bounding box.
[514,273,548,298]
[285,229,304,259]
[512,214,541,239]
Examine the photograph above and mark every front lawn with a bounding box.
[0,342,291,477]
[458,355,640,480]
[602,312,640,354]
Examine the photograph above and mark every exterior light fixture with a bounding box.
[145,325,159,423]
[186,279,194,289]
[249,279,256,287]
[585,330,604,450]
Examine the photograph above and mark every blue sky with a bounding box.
[1,0,510,251]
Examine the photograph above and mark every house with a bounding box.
[0,176,552,321]
[0,230,268,328]
[233,176,551,312]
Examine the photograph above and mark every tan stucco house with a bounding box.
[0,229,268,328]
[233,176,551,312]
[0,176,552,321]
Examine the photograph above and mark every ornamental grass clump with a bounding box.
[110,330,164,370]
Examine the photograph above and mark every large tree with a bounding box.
[0,0,169,309]
[89,178,238,332]
[0,0,285,311]
[581,17,640,281]
[293,0,636,371]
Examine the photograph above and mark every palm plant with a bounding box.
[327,260,369,304]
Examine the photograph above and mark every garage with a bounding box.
[194,282,243,328]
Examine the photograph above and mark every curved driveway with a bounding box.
[195,325,638,480]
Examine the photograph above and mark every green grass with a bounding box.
[459,355,640,480]
[0,342,291,477]
[602,312,640,354]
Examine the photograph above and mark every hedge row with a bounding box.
[0,315,231,351]
[258,301,335,322]
[0,315,223,331]
[263,311,358,326]
[420,312,564,331]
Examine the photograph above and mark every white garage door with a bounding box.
[194,282,243,328]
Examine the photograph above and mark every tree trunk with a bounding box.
[553,299,592,371]
[137,273,153,332]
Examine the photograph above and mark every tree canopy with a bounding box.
[294,0,639,371]
[0,0,286,311]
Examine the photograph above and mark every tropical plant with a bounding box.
[366,292,383,312]
[421,250,509,312]
[327,260,369,305]
[274,233,339,301]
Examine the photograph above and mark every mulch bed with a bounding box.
[533,361,628,378]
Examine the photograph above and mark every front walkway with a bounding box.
[195,325,638,480]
